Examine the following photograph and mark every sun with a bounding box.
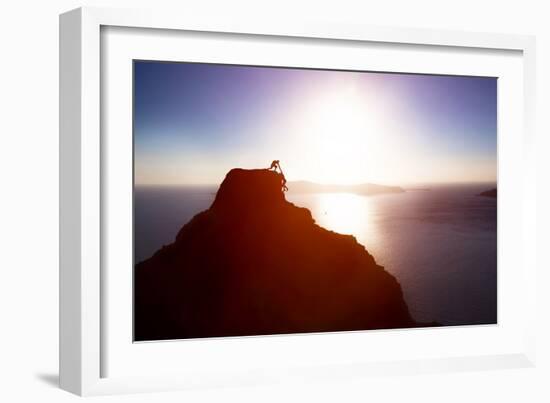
[296,87,383,185]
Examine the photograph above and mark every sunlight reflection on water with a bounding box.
[312,193,371,238]
[287,192,382,253]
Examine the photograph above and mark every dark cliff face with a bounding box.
[135,168,416,341]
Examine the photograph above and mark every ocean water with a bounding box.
[134,184,497,326]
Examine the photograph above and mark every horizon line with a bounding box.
[134,179,498,188]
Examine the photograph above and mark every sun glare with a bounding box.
[295,86,387,185]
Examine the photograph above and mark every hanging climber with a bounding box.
[281,174,288,192]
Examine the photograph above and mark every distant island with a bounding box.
[478,188,497,198]
[405,187,431,192]
[287,180,404,195]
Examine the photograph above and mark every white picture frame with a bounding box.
[59,6,537,396]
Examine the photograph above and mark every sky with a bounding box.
[134,61,497,186]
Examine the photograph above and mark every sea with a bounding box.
[134,183,497,327]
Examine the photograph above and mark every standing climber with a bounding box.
[269,160,281,173]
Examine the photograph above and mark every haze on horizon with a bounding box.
[134,61,497,187]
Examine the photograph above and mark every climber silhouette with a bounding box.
[269,160,281,173]
[281,175,288,192]
[269,160,288,192]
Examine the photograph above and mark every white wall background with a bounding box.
[0,1,548,401]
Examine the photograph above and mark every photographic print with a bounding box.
[133,61,497,341]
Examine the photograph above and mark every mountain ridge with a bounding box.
[135,168,418,341]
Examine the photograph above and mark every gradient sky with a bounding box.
[134,61,497,186]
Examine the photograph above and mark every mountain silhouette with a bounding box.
[135,168,418,341]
